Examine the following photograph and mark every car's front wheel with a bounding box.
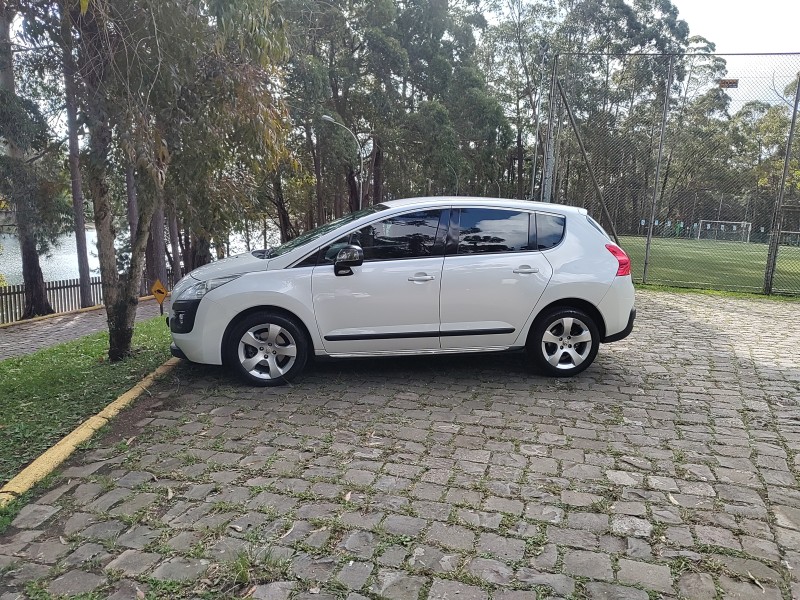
[528,307,599,377]
[224,312,308,386]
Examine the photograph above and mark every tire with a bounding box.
[224,312,308,386]
[528,307,599,377]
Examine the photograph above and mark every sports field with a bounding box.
[619,236,800,295]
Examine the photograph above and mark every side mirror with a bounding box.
[334,245,364,276]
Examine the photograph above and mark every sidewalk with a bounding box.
[0,299,167,361]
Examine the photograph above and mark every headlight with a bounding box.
[173,274,243,301]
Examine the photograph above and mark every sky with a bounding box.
[669,0,800,53]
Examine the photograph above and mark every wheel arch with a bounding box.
[526,298,606,346]
[221,305,316,366]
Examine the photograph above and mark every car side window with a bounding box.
[457,208,533,254]
[536,213,566,250]
[320,209,445,263]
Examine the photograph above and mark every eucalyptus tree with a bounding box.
[1,0,71,317]
[69,0,289,360]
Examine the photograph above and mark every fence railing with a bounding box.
[0,267,176,325]
[0,276,105,325]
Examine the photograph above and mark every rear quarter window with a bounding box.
[536,213,566,250]
[586,215,611,240]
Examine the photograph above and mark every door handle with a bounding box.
[513,266,539,274]
[408,274,435,282]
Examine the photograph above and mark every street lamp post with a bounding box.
[322,115,363,210]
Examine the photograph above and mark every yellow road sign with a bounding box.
[151,279,168,305]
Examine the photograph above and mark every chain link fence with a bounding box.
[540,52,800,295]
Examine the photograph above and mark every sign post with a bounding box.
[151,280,168,315]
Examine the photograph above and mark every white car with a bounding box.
[168,197,635,386]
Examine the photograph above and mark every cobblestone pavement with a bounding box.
[1,290,799,599]
[0,299,166,361]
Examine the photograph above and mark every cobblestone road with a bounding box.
[1,290,799,599]
[0,299,166,361]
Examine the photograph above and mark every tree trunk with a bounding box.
[271,171,292,242]
[18,217,54,319]
[167,203,182,285]
[516,122,524,200]
[347,167,359,214]
[372,136,384,205]
[1,2,53,319]
[192,234,212,267]
[126,164,138,247]
[61,7,92,307]
[125,166,146,296]
[0,1,13,93]
[304,121,324,226]
[182,221,193,272]
[146,194,167,290]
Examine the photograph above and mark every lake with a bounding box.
[0,229,278,286]
[0,231,100,285]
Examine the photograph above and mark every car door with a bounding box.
[312,208,448,354]
[439,207,555,349]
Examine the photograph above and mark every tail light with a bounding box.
[605,244,631,276]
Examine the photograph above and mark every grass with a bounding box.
[0,315,172,487]
[620,236,800,295]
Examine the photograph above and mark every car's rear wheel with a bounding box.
[528,307,599,377]
[224,312,308,386]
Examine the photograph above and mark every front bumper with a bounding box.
[170,343,189,360]
[602,308,635,343]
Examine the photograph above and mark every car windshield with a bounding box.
[266,204,390,257]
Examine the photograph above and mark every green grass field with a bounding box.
[619,236,800,295]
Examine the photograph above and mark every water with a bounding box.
[0,227,280,286]
[0,231,101,285]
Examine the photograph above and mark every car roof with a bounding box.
[381,196,587,215]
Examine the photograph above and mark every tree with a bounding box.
[1,0,66,318]
[60,2,91,306]
[67,0,290,359]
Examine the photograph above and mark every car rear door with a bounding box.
[439,207,555,350]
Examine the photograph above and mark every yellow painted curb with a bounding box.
[0,294,164,330]
[0,357,181,507]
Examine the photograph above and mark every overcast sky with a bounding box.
[670,0,800,53]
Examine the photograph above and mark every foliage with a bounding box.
[0,315,172,487]
[0,89,71,253]
[4,0,799,313]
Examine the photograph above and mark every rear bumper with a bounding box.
[603,308,635,343]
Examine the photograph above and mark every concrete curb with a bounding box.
[0,294,164,330]
[0,357,181,508]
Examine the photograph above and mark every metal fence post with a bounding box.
[643,55,673,285]
[541,55,559,203]
[763,73,800,295]
[529,47,548,200]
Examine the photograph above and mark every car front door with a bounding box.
[312,208,448,354]
[439,207,555,350]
